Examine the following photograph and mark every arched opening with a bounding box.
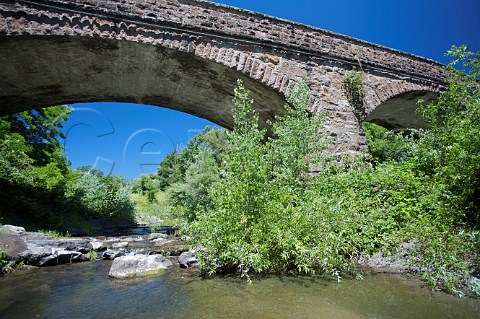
[362,90,439,163]
[365,90,439,131]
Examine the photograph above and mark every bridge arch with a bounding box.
[365,89,439,131]
[0,34,287,129]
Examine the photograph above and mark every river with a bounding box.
[0,259,479,318]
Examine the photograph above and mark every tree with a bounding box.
[3,106,71,169]
[0,105,72,224]
[167,145,220,222]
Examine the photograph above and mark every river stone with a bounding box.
[153,238,171,247]
[148,233,168,240]
[89,241,106,251]
[178,251,198,268]
[26,239,92,253]
[1,225,26,235]
[103,249,125,260]
[108,254,173,279]
[0,233,27,258]
[18,247,83,266]
[111,242,129,248]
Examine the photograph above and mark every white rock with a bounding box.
[111,242,129,248]
[148,233,168,240]
[89,241,104,250]
[108,254,173,279]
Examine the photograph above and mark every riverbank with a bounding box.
[0,224,198,275]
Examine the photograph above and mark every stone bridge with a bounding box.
[0,0,446,156]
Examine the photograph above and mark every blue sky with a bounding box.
[63,0,480,180]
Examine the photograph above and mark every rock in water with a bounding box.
[88,241,106,251]
[102,249,125,260]
[178,251,198,268]
[19,248,83,266]
[108,254,173,279]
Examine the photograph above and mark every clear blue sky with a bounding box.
[63,0,480,180]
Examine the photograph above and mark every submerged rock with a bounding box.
[108,254,173,279]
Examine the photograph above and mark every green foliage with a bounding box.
[343,68,366,118]
[37,229,71,239]
[355,45,480,296]
[0,105,73,226]
[362,122,415,164]
[66,168,135,220]
[167,146,219,222]
[187,52,479,296]
[88,250,98,260]
[0,105,136,228]
[130,127,226,227]
[0,250,11,274]
[155,126,226,191]
[2,106,71,169]
[191,80,337,279]
[415,45,480,226]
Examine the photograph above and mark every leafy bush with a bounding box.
[414,45,480,226]
[66,169,135,220]
[190,80,338,279]
[362,122,415,164]
[343,68,366,118]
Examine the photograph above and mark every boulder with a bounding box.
[18,247,83,266]
[89,241,106,251]
[108,254,173,279]
[178,251,198,268]
[1,225,26,235]
[102,249,125,260]
[0,233,27,259]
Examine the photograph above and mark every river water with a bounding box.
[0,260,479,319]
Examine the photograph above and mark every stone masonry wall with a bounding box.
[1,0,446,83]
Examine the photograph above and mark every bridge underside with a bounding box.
[0,35,287,129]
